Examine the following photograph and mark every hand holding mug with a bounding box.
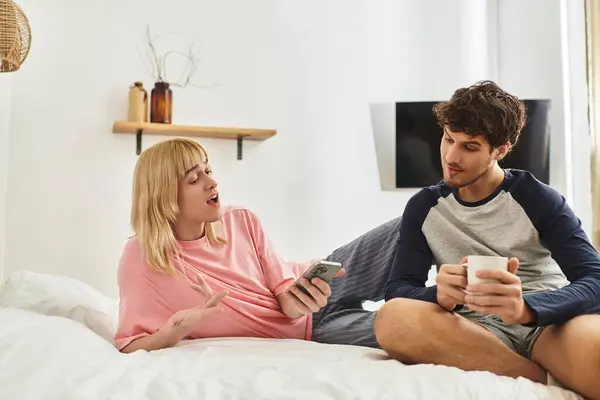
[465,256,534,325]
[436,257,469,311]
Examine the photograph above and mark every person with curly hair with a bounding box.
[374,81,600,400]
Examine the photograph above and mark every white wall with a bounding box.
[5,0,414,295]
[0,74,10,281]
[496,0,592,234]
[367,0,497,191]
[496,0,568,196]
[3,0,591,295]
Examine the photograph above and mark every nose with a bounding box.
[205,174,218,190]
[444,143,461,166]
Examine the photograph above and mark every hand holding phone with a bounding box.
[293,260,344,296]
[282,260,345,318]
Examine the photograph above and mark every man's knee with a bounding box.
[374,298,439,357]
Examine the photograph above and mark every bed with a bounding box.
[0,270,583,400]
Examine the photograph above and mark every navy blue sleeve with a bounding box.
[385,188,437,303]
[511,172,600,326]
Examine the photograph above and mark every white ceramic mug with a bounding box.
[467,255,508,285]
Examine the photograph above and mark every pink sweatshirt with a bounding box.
[114,206,314,350]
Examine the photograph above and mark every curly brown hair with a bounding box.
[433,80,526,149]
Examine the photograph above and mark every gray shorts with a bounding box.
[459,309,545,359]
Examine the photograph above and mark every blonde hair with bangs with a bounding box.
[130,138,225,274]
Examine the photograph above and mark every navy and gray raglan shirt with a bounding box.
[385,169,600,326]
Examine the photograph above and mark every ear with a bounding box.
[495,142,511,161]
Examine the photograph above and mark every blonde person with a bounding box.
[115,138,401,352]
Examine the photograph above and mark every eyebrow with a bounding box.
[184,163,212,176]
[444,129,482,146]
[185,164,200,175]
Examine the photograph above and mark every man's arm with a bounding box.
[515,176,600,326]
[385,190,437,303]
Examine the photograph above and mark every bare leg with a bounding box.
[531,314,600,400]
[374,298,547,383]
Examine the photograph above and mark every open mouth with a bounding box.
[206,193,220,206]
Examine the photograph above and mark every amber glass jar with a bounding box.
[150,81,172,124]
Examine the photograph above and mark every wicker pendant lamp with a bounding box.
[0,0,31,73]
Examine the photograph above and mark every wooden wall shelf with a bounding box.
[112,121,277,159]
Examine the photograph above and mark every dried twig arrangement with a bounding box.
[140,25,218,89]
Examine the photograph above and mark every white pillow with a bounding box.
[0,270,118,343]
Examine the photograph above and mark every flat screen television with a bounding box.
[395,99,551,188]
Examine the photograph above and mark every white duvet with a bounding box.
[0,271,584,400]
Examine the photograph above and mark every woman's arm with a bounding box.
[241,208,343,318]
[120,326,182,353]
[114,243,168,351]
[118,272,228,353]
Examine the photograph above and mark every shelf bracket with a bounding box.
[132,130,251,159]
[237,135,248,160]
[136,129,143,155]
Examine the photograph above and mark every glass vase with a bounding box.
[150,81,172,124]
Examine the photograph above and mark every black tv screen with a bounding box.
[395,100,551,188]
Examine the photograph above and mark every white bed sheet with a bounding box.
[0,307,583,400]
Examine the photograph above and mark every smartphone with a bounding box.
[292,260,343,297]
